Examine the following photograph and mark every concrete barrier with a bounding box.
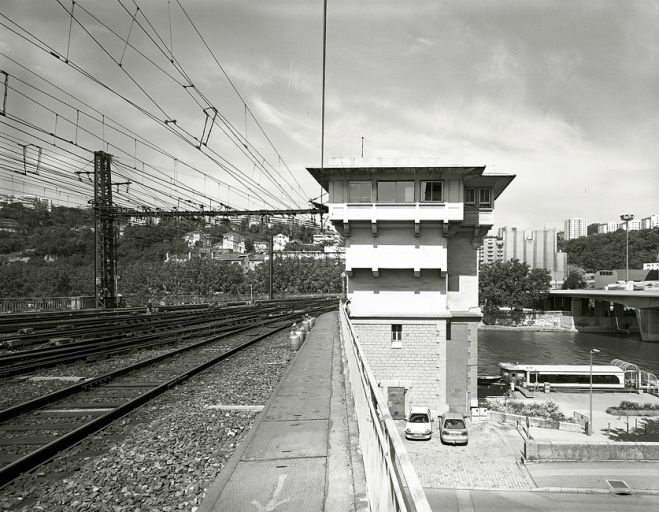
[525,440,659,461]
[488,410,583,433]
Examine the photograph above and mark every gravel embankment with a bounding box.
[0,328,294,511]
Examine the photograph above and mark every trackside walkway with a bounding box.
[199,311,366,512]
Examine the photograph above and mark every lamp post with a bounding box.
[588,348,600,436]
[620,214,634,283]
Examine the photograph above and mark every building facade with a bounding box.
[308,159,514,416]
[479,235,504,265]
[641,215,659,230]
[564,218,588,239]
[497,227,568,285]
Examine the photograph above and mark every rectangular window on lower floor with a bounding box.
[391,324,402,348]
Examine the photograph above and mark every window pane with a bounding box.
[421,181,442,201]
[377,182,396,202]
[465,188,476,204]
[397,182,414,202]
[478,188,491,207]
[349,181,371,202]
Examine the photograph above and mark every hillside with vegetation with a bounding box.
[0,202,343,301]
[559,228,659,272]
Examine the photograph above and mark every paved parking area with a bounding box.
[396,419,534,489]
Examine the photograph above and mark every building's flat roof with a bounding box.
[551,289,659,298]
[307,159,516,199]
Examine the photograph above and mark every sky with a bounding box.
[1,0,658,232]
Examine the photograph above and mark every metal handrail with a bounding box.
[339,302,431,512]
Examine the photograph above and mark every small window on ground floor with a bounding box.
[391,324,403,348]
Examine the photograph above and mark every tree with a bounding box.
[479,259,551,314]
[562,269,587,289]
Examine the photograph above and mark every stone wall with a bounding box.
[525,440,659,461]
[351,320,446,417]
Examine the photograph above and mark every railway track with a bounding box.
[0,300,304,350]
[0,298,333,377]
[0,299,335,488]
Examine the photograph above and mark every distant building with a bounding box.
[273,233,289,252]
[643,263,659,271]
[594,269,658,289]
[621,219,642,231]
[564,218,588,240]
[478,235,503,265]
[222,233,244,254]
[183,232,211,248]
[597,222,620,234]
[313,232,342,246]
[253,241,268,253]
[641,215,658,230]
[498,227,568,284]
[129,216,161,227]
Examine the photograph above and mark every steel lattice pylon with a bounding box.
[94,151,117,308]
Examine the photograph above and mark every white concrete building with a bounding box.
[598,222,620,234]
[308,158,514,416]
[479,235,504,265]
[272,233,289,252]
[497,227,567,284]
[564,218,588,239]
[222,233,244,253]
[641,215,659,230]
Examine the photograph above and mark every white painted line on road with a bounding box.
[205,404,265,411]
[455,489,475,512]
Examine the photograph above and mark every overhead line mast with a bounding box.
[91,154,325,309]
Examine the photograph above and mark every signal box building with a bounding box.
[308,159,514,417]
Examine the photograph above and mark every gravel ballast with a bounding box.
[0,327,295,511]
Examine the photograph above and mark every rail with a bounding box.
[338,302,431,512]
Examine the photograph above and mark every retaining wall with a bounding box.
[525,440,659,461]
[488,411,583,433]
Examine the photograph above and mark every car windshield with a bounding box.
[409,414,429,423]
[444,419,466,429]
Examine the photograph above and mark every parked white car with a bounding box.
[439,412,468,445]
[404,407,433,440]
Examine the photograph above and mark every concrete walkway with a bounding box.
[199,312,366,512]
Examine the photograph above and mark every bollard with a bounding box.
[289,324,302,351]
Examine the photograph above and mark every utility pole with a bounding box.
[94,151,117,308]
[269,235,274,300]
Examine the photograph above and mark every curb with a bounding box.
[424,485,659,496]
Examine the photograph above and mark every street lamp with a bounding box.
[620,214,634,283]
[588,348,600,436]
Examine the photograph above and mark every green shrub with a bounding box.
[617,401,659,411]
[485,398,575,423]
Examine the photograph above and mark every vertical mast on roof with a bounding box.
[320,0,328,229]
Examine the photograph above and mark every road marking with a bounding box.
[250,473,290,512]
[205,404,265,411]
[456,489,475,512]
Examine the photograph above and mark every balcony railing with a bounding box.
[330,202,464,223]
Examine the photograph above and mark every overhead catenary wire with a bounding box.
[1,6,319,225]
[115,0,307,207]
[0,15,290,210]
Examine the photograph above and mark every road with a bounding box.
[425,488,659,511]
